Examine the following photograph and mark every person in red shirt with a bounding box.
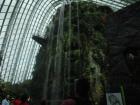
[61,99,76,105]
[12,96,22,105]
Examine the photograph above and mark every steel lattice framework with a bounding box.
[0,0,138,83]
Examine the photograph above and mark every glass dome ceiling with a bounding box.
[0,0,139,83]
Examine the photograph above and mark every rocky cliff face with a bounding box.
[105,2,140,105]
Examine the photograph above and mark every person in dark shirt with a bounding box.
[61,78,93,105]
[20,94,30,105]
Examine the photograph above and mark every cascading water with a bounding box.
[50,3,65,105]
[42,3,66,105]
[31,1,109,105]
[43,21,55,99]
[66,0,72,97]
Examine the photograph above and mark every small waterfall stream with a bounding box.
[50,3,65,105]
[43,2,66,105]
[43,21,55,99]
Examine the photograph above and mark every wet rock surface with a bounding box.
[105,1,140,105]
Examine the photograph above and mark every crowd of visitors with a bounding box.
[0,78,93,105]
[0,94,31,105]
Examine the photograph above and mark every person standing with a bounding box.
[12,96,21,105]
[2,95,10,105]
[61,78,93,105]
[20,94,30,105]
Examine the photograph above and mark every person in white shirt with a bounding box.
[2,95,10,105]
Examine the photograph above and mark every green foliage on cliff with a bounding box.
[31,1,112,104]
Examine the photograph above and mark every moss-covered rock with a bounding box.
[31,1,112,105]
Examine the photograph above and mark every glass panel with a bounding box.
[0,13,5,19]
[2,25,7,31]
[19,8,24,13]
[24,0,29,3]
[10,35,15,40]
[7,47,12,52]
[17,13,22,18]
[1,5,8,12]
[4,57,9,63]
[26,4,31,9]
[22,2,27,8]
[0,34,4,39]
[11,0,17,6]
[4,0,11,5]
[0,39,4,45]
[4,19,10,25]
[28,0,34,4]
[10,50,16,55]
[0,33,5,38]
[9,6,14,12]
[8,41,14,46]
[13,23,19,29]
[0,20,3,26]
[6,13,12,19]
[0,0,4,5]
